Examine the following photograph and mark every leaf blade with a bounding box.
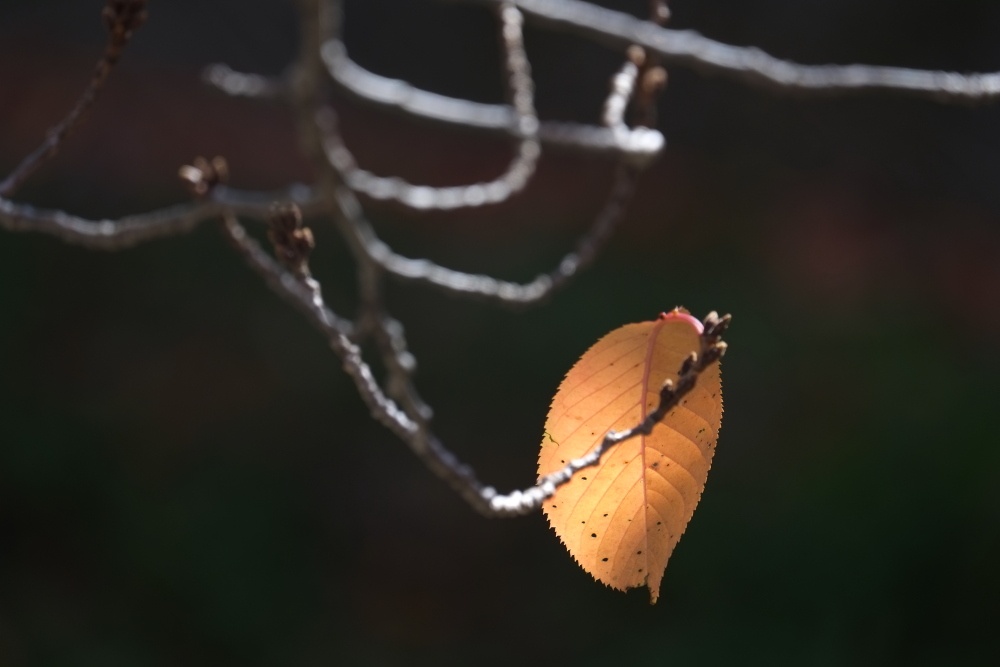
[539,311,723,602]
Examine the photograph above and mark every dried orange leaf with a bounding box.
[538,310,723,603]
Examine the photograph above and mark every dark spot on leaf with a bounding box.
[581,521,585,524]
[591,533,597,538]
[652,462,658,467]
[551,505,557,508]
[637,551,642,554]
[603,513,608,517]
[657,521,662,525]
[602,558,608,562]
[581,477,587,480]
[638,569,643,572]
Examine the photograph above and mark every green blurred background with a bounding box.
[1,0,999,664]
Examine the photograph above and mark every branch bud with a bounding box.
[267,203,315,280]
[178,155,228,198]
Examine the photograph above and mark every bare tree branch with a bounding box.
[0,1,149,197]
[0,184,319,250]
[220,211,355,337]
[463,0,1000,102]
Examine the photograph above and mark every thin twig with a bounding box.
[465,0,1000,102]
[0,1,149,197]
[319,39,664,161]
[220,205,487,512]
[220,211,356,337]
[0,184,319,250]
[603,50,642,129]
[335,163,637,306]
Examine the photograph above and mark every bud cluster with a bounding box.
[267,203,315,282]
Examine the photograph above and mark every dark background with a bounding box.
[1,0,999,664]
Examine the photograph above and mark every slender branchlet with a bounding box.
[317,2,541,211]
[219,211,356,340]
[0,0,148,197]
[468,0,1000,102]
[331,161,638,307]
[0,184,320,250]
